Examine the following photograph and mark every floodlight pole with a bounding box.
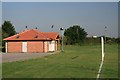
[60,27,64,52]
[104,26,107,44]
[61,28,64,52]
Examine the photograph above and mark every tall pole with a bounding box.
[62,29,64,52]
[77,28,79,39]
[60,27,64,52]
[105,26,107,44]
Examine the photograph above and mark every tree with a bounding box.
[2,21,16,38]
[64,25,87,45]
[2,21,16,46]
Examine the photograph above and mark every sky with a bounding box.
[0,2,1,26]
[2,2,118,37]
[1,0,120,2]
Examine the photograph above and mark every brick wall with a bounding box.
[8,41,22,53]
[7,40,59,53]
[27,41,43,53]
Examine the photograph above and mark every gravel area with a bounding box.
[2,52,53,63]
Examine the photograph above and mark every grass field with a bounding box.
[2,44,118,78]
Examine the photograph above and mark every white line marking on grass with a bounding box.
[96,60,104,80]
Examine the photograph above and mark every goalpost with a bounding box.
[96,36,105,80]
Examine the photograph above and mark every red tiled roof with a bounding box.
[4,29,60,41]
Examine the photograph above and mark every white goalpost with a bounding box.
[96,36,105,80]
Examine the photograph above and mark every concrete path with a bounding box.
[2,53,54,63]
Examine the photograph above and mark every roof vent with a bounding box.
[34,35,38,38]
[16,36,20,39]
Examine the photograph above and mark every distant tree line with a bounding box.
[63,25,119,45]
[63,35,120,45]
[84,36,119,45]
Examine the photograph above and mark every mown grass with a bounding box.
[2,44,118,78]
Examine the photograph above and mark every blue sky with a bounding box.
[0,2,2,26]
[2,2,118,37]
[1,0,120,2]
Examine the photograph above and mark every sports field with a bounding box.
[2,44,118,78]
